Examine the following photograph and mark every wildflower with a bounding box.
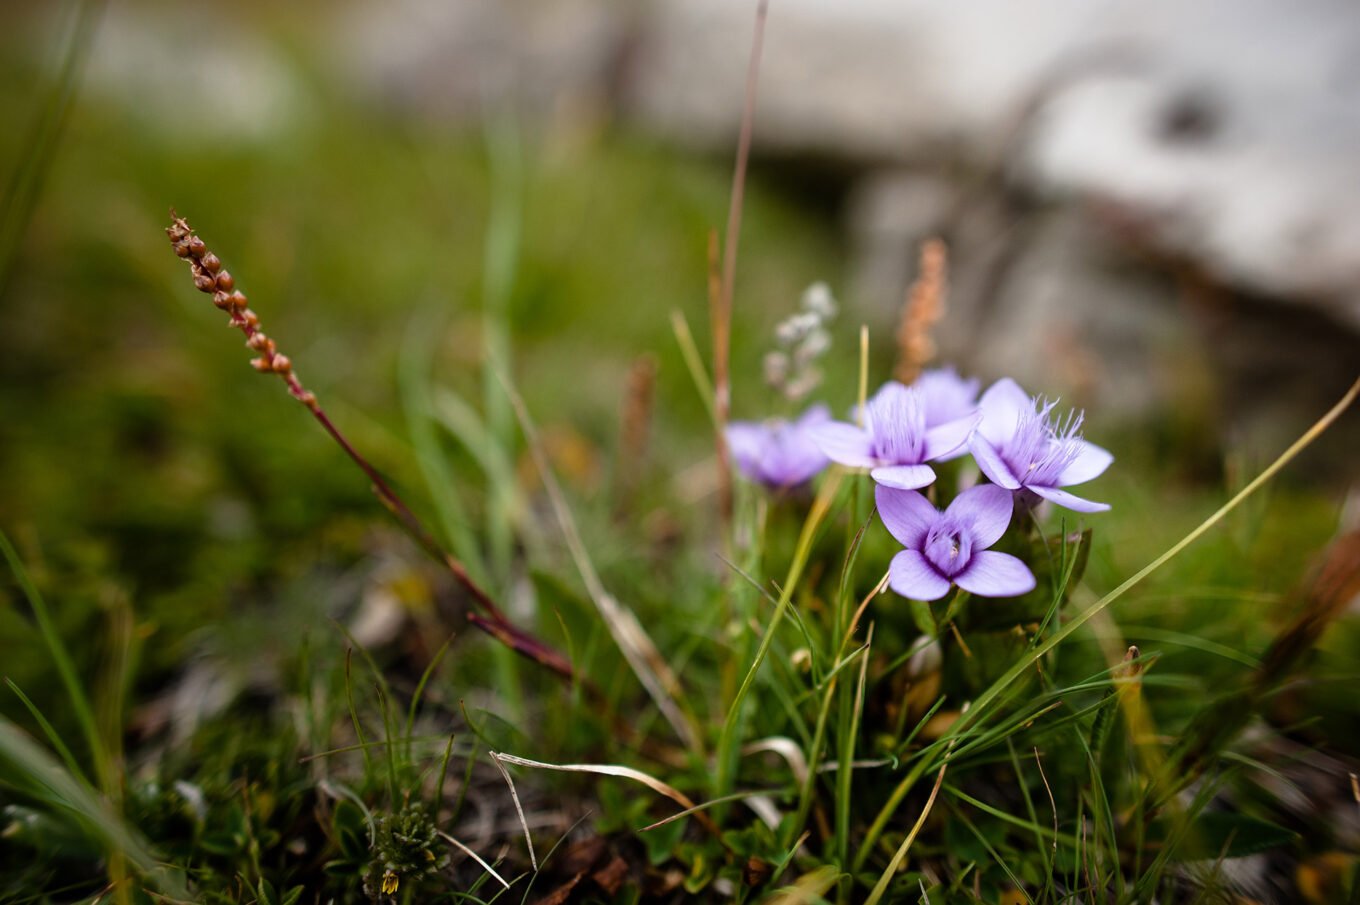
[912,366,980,428]
[726,404,832,489]
[968,378,1113,513]
[812,382,976,489]
[878,483,1036,600]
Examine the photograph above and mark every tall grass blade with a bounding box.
[0,0,103,297]
[0,532,101,777]
[0,716,187,897]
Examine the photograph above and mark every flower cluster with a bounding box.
[728,347,1113,601]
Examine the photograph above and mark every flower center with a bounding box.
[868,385,927,464]
[923,521,972,577]
[1001,400,1084,487]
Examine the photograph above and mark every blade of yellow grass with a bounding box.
[865,727,957,905]
[767,865,841,904]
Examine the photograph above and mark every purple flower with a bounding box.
[913,367,981,428]
[726,405,832,489]
[878,483,1036,601]
[968,378,1113,513]
[811,382,976,490]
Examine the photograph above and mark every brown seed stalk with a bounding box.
[894,238,949,385]
[165,211,573,681]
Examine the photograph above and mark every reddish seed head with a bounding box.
[173,241,192,258]
[212,290,232,310]
[201,252,222,273]
[271,354,291,374]
[193,272,216,292]
[229,290,247,309]
[215,270,235,292]
[187,236,206,256]
[242,310,260,327]
[247,332,270,351]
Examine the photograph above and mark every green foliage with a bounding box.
[1,7,1356,901]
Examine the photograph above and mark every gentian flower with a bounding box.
[912,367,981,428]
[969,378,1113,513]
[878,483,1036,601]
[811,382,976,490]
[726,405,832,490]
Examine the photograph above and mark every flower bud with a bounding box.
[246,332,271,351]
[187,236,206,257]
[250,357,270,372]
[212,290,231,309]
[201,252,222,273]
[193,272,216,292]
[215,270,235,292]
[228,291,248,311]
[271,354,291,374]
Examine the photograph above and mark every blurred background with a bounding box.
[1,0,1357,771]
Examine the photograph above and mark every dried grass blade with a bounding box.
[742,736,809,786]
[495,370,699,752]
[437,831,511,890]
[491,752,719,837]
[489,751,538,871]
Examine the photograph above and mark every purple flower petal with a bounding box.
[725,423,768,481]
[876,486,938,548]
[1058,440,1113,487]
[954,550,1036,598]
[969,435,1022,490]
[914,367,981,427]
[796,403,833,429]
[889,549,952,601]
[870,464,937,490]
[943,484,1014,548]
[976,378,1032,446]
[810,422,878,468]
[922,415,977,461]
[1030,485,1111,513]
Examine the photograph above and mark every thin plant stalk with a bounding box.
[164,213,572,680]
[712,0,771,533]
